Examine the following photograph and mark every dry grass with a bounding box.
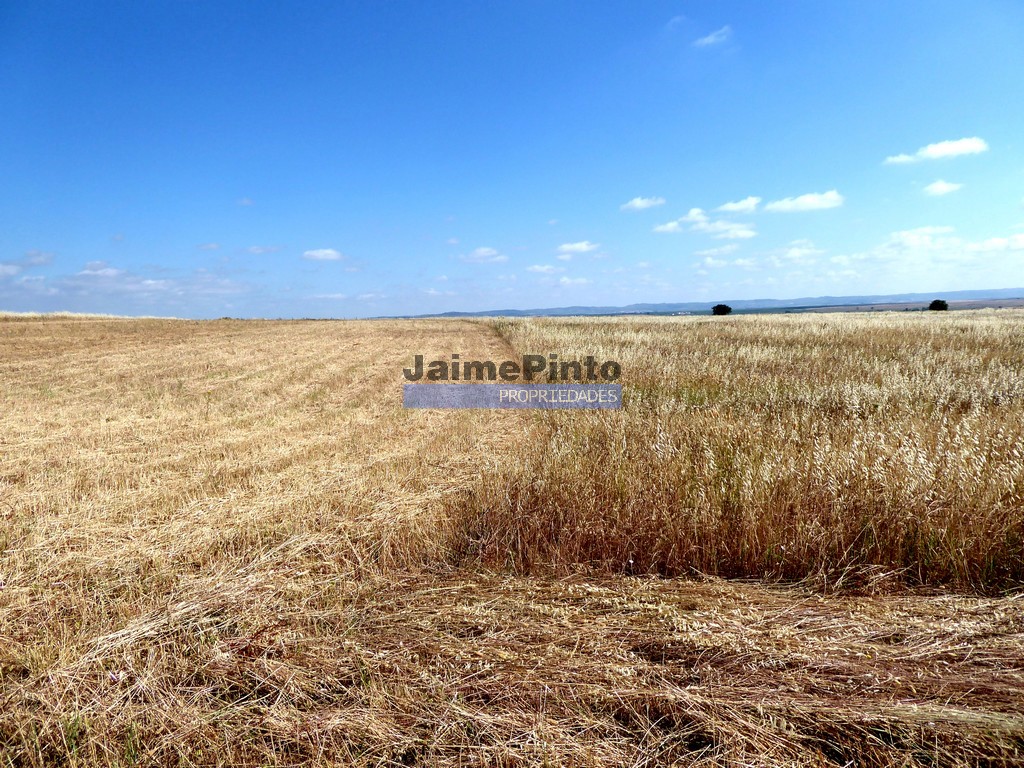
[463,312,1024,591]
[1,314,1022,766]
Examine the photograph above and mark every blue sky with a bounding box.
[2,1,1023,318]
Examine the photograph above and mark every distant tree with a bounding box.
[711,304,732,316]
[928,299,949,311]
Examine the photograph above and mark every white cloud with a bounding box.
[923,180,963,196]
[56,264,245,299]
[303,248,344,261]
[693,25,732,47]
[701,256,727,268]
[829,226,1024,276]
[687,209,755,238]
[313,293,348,300]
[237,197,254,206]
[657,207,756,239]
[446,237,459,245]
[764,190,844,212]
[700,220,757,239]
[559,276,590,286]
[556,253,573,261]
[733,258,756,269]
[808,225,1017,301]
[247,245,280,255]
[527,264,564,274]
[904,225,954,235]
[357,293,384,300]
[919,137,989,160]
[884,154,915,165]
[461,247,508,263]
[769,239,824,267]
[965,234,1024,252]
[436,275,448,282]
[695,245,739,257]
[785,245,821,263]
[198,243,220,251]
[716,196,761,213]
[884,137,989,164]
[78,261,124,277]
[620,196,666,211]
[0,264,20,278]
[557,241,600,254]
[24,250,54,265]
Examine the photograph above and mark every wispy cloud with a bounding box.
[197,243,220,251]
[693,25,732,47]
[9,275,58,296]
[702,220,756,239]
[653,221,683,234]
[461,247,508,263]
[237,197,254,206]
[695,244,739,257]
[62,264,246,298]
[764,190,843,212]
[768,239,824,267]
[829,227,1024,281]
[1,251,54,283]
[716,196,760,213]
[247,245,280,255]
[687,208,756,238]
[700,255,728,268]
[303,248,345,261]
[884,137,988,164]
[313,293,348,300]
[557,241,600,254]
[656,208,756,239]
[559,276,590,286]
[620,196,666,211]
[965,234,1024,252]
[527,264,564,274]
[78,261,124,277]
[24,250,53,266]
[923,180,963,196]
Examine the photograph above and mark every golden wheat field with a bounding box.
[1,312,1022,767]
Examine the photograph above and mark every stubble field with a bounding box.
[1,312,1022,766]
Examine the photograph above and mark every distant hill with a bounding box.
[399,288,1024,318]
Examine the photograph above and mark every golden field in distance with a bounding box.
[1,312,1022,766]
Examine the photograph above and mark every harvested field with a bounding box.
[1,313,1022,766]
